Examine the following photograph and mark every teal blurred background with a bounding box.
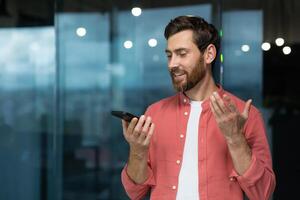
[0,0,299,199]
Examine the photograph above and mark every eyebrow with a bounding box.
[165,48,189,54]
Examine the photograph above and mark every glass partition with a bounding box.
[0,0,299,199]
[0,27,55,200]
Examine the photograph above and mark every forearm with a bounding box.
[227,133,252,175]
[126,148,149,184]
[225,110,275,199]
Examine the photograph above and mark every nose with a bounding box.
[168,55,179,70]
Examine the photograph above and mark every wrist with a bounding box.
[226,132,246,147]
[129,147,148,160]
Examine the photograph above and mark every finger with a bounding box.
[242,99,252,119]
[212,92,229,114]
[138,117,152,142]
[210,95,222,117]
[144,123,155,145]
[140,116,152,139]
[127,117,139,136]
[210,99,221,119]
[223,94,238,113]
[210,101,217,117]
[133,115,146,137]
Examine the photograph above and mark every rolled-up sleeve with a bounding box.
[229,110,276,200]
[121,164,155,200]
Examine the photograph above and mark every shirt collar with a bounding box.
[178,84,225,111]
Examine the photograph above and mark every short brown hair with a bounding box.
[164,16,220,63]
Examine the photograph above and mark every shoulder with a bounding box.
[145,93,178,116]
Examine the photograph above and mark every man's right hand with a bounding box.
[122,115,155,157]
[122,115,155,184]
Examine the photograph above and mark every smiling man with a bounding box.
[121,16,276,200]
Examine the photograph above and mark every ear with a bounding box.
[204,44,217,65]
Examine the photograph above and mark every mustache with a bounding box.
[170,67,186,76]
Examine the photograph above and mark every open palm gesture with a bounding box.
[209,92,252,143]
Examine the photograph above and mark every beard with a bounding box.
[169,58,206,92]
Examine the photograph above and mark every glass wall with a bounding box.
[0,15,55,200]
[0,0,299,199]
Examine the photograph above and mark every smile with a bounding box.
[173,74,186,82]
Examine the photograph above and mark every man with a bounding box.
[121,16,276,200]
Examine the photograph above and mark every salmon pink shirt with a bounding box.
[121,86,276,200]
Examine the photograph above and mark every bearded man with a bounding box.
[120,15,276,200]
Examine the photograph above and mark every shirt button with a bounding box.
[230,177,236,182]
[180,134,184,138]
[176,160,181,164]
[172,185,177,190]
[184,112,188,116]
[183,99,187,103]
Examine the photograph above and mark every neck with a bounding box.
[184,70,218,101]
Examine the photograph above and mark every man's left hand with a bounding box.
[209,92,252,144]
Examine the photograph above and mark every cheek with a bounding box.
[181,60,193,71]
[185,62,198,75]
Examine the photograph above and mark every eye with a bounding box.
[179,52,187,57]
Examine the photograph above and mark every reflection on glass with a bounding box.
[0,27,55,200]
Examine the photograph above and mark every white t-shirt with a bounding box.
[176,100,202,200]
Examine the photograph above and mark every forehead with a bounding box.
[166,30,197,51]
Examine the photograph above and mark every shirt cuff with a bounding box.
[229,154,265,186]
[121,164,155,189]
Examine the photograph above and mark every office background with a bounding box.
[0,0,299,199]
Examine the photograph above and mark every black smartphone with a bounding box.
[111,110,139,122]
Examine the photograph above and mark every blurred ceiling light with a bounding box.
[76,27,87,37]
[275,38,284,46]
[241,45,250,52]
[261,42,271,51]
[148,38,158,47]
[124,40,133,49]
[282,46,291,55]
[131,7,142,17]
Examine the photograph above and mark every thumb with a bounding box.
[242,99,252,120]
